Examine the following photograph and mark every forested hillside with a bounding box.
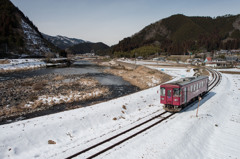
[68,42,109,54]
[0,0,58,58]
[111,14,240,57]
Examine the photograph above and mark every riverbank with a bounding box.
[0,58,173,124]
[93,59,172,89]
[0,74,109,121]
[0,59,46,73]
[0,58,70,74]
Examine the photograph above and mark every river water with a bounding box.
[0,61,139,124]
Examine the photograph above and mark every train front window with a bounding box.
[173,88,180,97]
[161,88,165,96]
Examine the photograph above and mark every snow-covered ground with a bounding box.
[21,19,51,54]
[0,59,46,72]
[103,71,240,159]
[0,58,69,72]
[148,66,195,79]
[0,62,240,159]
[119,58,190,66]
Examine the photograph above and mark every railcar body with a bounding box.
[160,76,209,112]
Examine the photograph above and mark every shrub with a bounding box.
[33,80,47,90]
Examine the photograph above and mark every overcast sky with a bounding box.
[10,0,240,46]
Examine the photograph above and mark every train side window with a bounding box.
[160,88,165,96]
[167,90,171,97]
[173,88,180,97]
[191,85,193,92]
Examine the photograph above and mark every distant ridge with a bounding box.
[111,14,240,56]
[67,42,109,54]
[42,34,86,50]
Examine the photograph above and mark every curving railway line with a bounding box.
[65,68,221,159]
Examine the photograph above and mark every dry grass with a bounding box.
[122,105,127,110]
[166,55,191,62]
[22,78,34,86]
[0,59,10,64]
[219,71,240,74]
[104,65,171,89]
[48,140,56,144]
[33,80,48,90]
[54,75,64,81]
[21,87,110,111]
[201,68,210,76]
[193,67,209,76]
[29,94,38,101]
[0,74,108,119]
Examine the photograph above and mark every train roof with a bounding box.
[162,76,208,87]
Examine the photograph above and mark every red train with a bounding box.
[160,76,209,112]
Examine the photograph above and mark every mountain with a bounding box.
[67,42,109,54]
[112,14,240,56]
[0,0,57,58]
[42,34,86,50]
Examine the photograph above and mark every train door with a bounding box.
[181,87,187,104]
[184,87,187,103]
[166,88,172,104]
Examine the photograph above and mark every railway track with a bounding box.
[180,68,221,112]
[65,68,221,159]
[207,68,222,91]
[65,111,173,159]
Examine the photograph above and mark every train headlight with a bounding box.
[174,99,178,101]
[161,98,164,100]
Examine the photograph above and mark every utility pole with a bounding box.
[196,96,202,117]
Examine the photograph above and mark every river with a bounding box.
[0,60,139,124]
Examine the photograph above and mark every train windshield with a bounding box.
[173,88,180,97]
[160,87,165,96]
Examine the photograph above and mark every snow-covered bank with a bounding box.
[0,59,46,73]
[0,58,70,73]
[0,84,164,159]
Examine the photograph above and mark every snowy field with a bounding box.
[0,62,240,159]
[118,59,189,66]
